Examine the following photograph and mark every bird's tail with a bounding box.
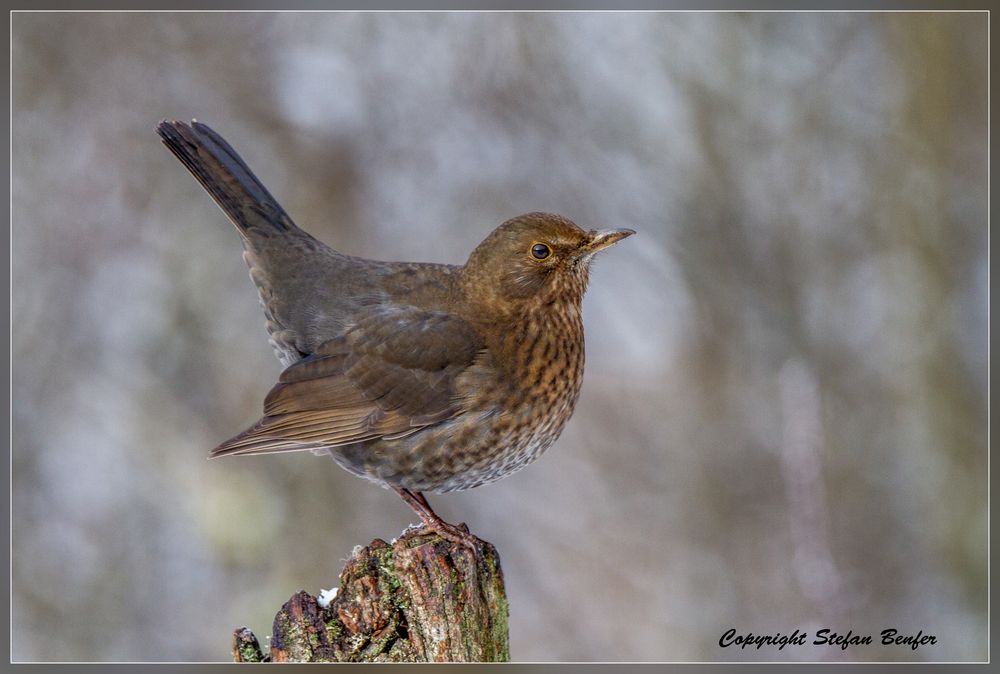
[156,120,303,238]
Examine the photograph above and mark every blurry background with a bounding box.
[11,11,987,662]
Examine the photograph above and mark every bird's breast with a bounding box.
[506,306,586,415]
[432,304,586,488]
[369,302,589,493]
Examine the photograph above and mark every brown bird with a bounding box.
[157,120,633,549]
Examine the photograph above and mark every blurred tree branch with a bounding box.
[230,528,509,663]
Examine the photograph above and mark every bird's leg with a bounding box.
[411,490,433,512]
[392,486,482,557]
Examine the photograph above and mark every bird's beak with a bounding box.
[586,228,636,252]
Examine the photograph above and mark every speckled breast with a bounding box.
[330,304,587,493]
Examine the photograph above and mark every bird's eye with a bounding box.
[530,242,552,260]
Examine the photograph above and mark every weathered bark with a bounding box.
[230,527,509,662]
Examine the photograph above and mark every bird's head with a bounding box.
[461,212,634,311]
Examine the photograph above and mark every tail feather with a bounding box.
[157,119,300,237]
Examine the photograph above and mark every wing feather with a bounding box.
[210,306,483,458]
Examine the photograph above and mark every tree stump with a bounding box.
[230,526,509,662]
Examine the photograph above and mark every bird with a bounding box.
[156,119,634,551]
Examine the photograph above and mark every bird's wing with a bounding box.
[210,306,484,457]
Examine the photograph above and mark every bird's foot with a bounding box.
[422,519,482,556]
[393,487,484,563]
